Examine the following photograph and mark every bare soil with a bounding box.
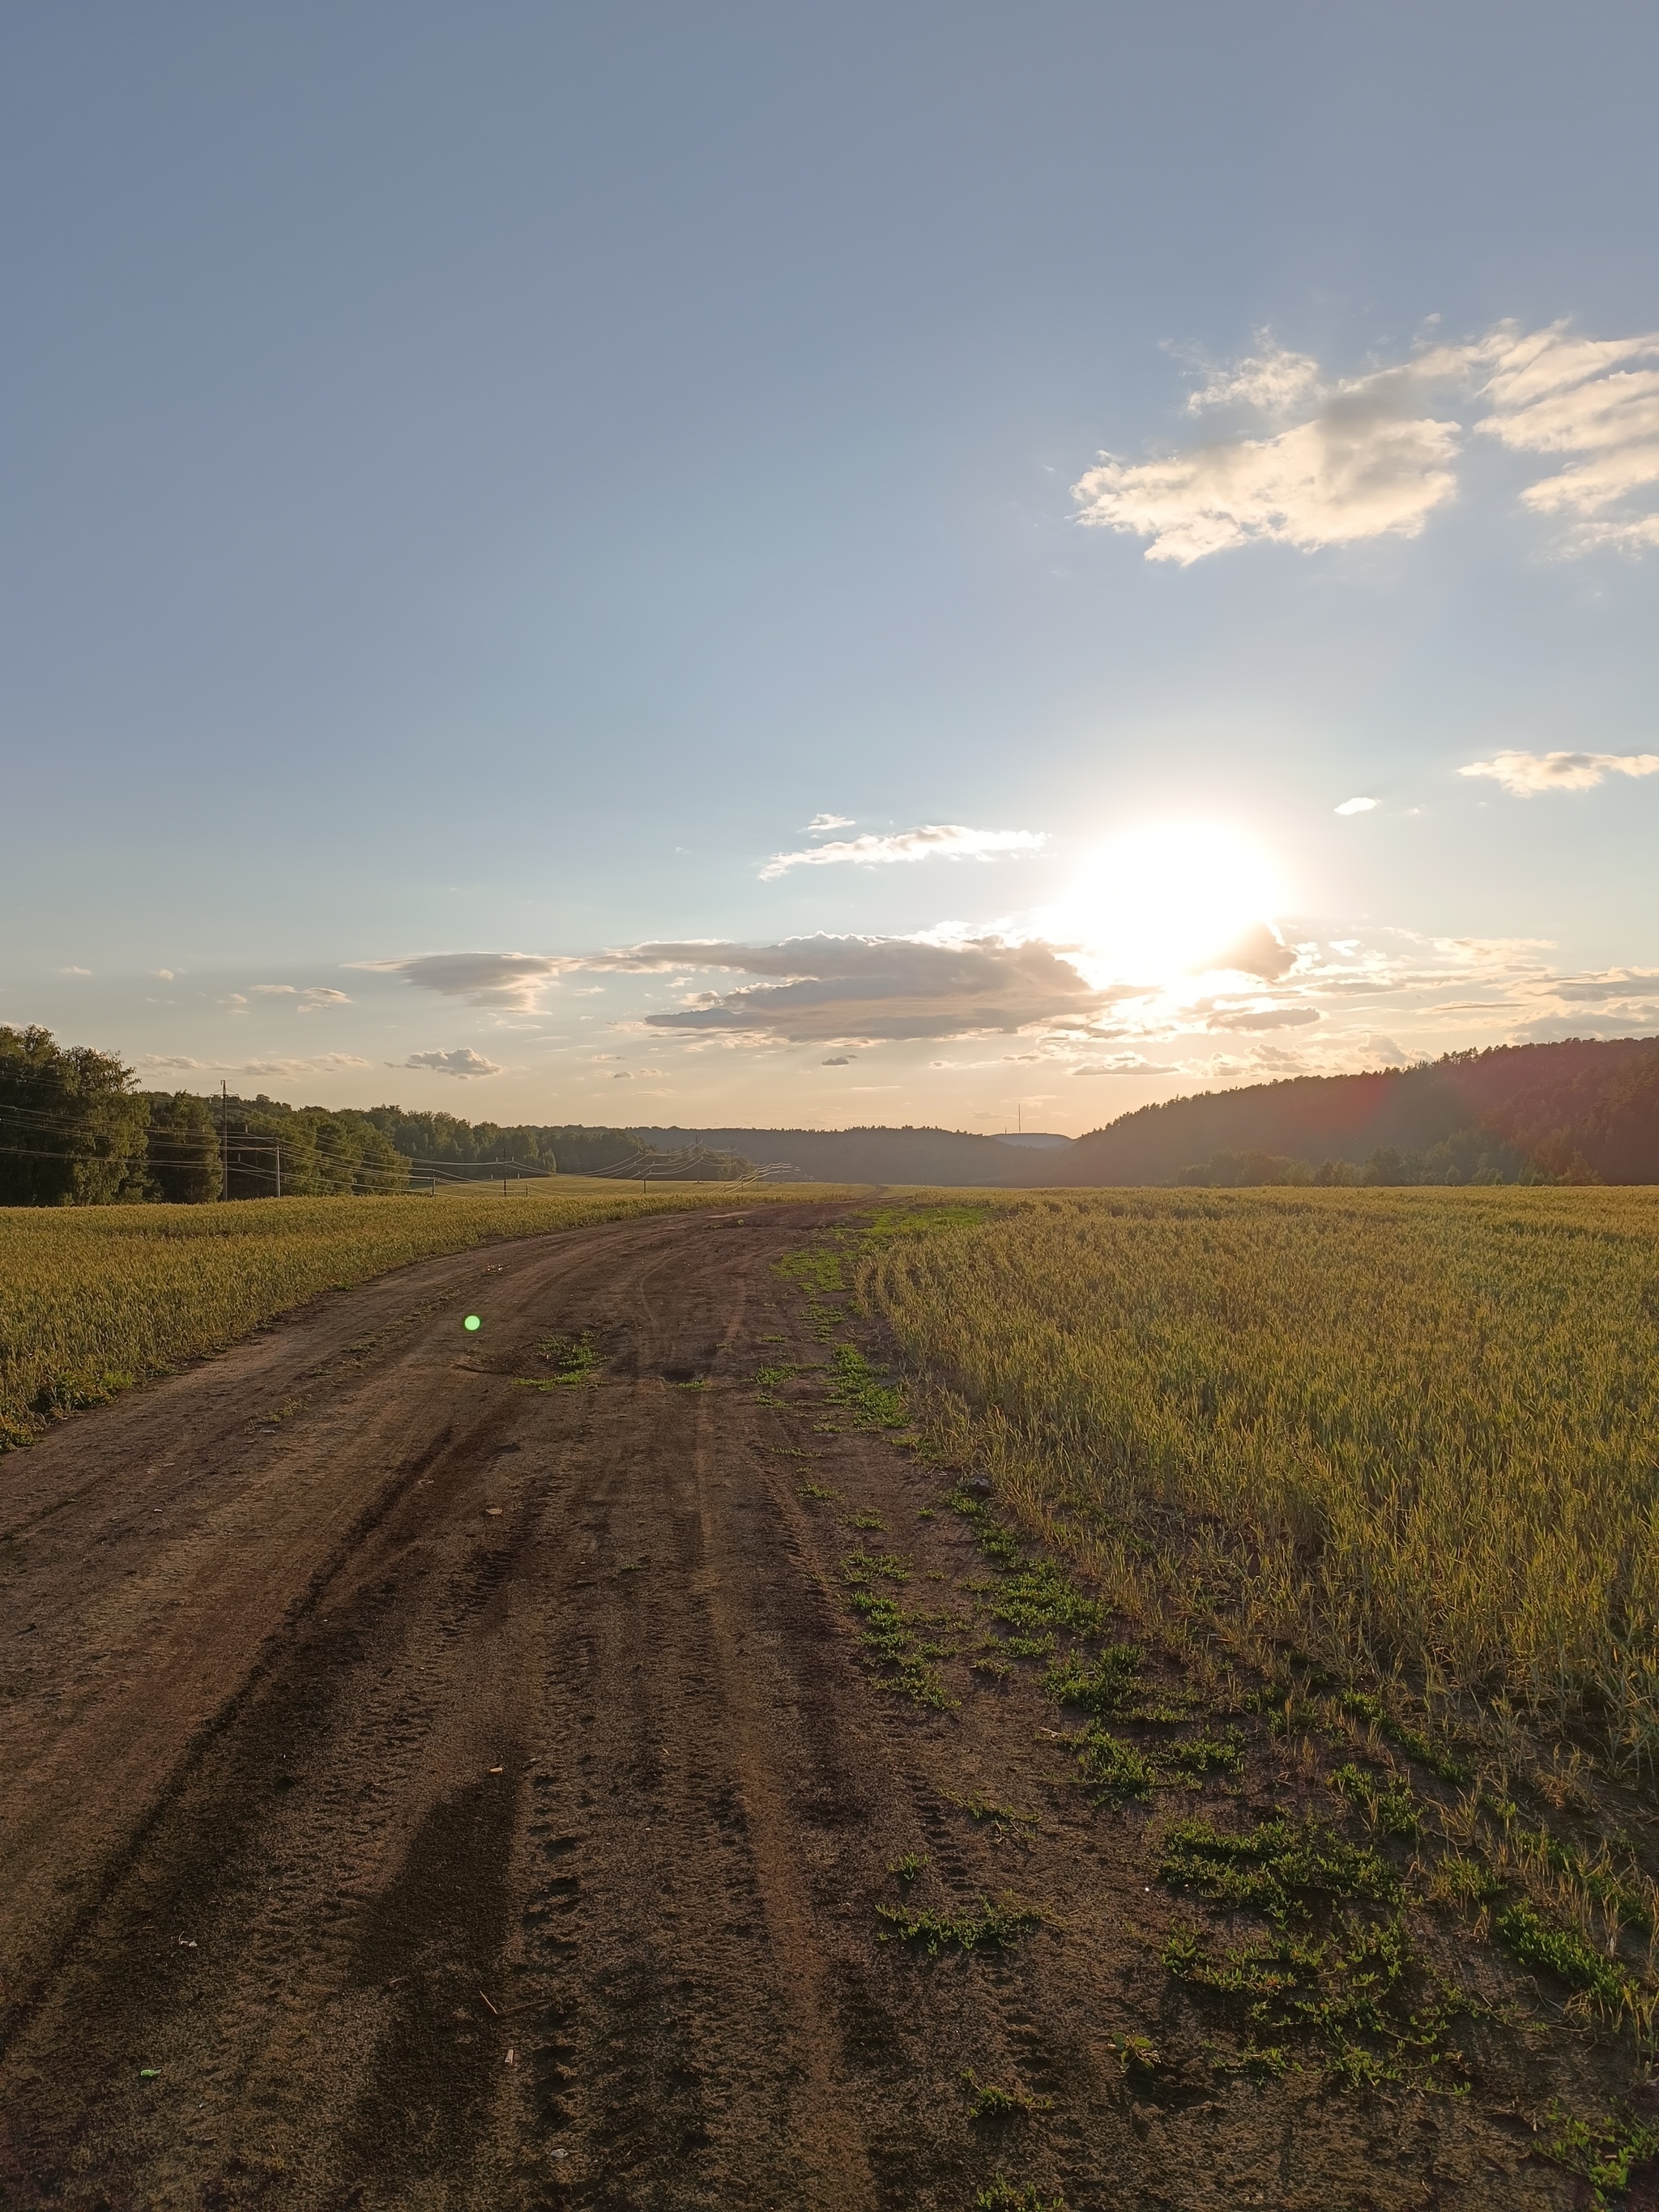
[0,1203,1648,2209]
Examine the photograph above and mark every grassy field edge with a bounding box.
[0,1180,859,1451]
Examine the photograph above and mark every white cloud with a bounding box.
[1474,322,1659,549]
[252,983,296,995]
[1075,320,1659,564]
[1072,1053,1178,1075]
[297,987,351,1012]
[400,1047,504,1077]
[1459,749,1659,796]
[804,812,855,834]
[821,1054,852,1064]
[1204,1004,1322,1032]
[758,825,1046,880]
[243,1055,374,1076]
[154,969,175,981]
[1073,363,1462,564]
[627,933,1106,1043]
[1184,337,1322,417]
[58,965,91,975]
[365,952,568,1008]
[1335,796,1379,815]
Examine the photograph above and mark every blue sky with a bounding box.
[3,2,1657,1134]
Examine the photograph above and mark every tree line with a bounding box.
[0,1028,744,1204]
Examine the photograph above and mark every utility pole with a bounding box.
[220,1080,228,1201]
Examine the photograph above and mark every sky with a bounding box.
[2,1,1657,1137]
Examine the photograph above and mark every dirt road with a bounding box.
[0,1204,1605,2209]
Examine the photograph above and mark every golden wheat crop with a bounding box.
[0,1180,835,1450]
[864,1187,1659,1767]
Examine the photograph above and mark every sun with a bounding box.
[1056,821,1286,985]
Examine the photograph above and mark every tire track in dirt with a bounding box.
[0,1200,1597,2210]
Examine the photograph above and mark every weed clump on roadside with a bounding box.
[974,2177,1066,2212]
[1156,1810,1478,2086]
[962,2069,1051,2122]
[518,1332,602,1388]
[1541,2103,1659,2208]
[825,1343,906,1428]
[1161,1813,1400,1920]
[1329,1763,1418,1838]
[1495,1900,1635,2007]
[1043,1643,1144,1714]
[990,1561,1107,1638]
[841,1553,953,1709]
[876,1897,1043,1955]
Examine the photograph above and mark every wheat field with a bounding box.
[863,1187,1659,1767]
[0,1181,829,1451]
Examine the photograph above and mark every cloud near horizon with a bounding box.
[365,951,569,1008]
[633,934,1107,1042]
[758,824,1046,880]
[1458,749,1659,796]
[1073,321,1659,563]
[401,1047,504,1077]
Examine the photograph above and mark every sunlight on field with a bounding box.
[0,1182,842,1450]
[864,1187,1659,1767]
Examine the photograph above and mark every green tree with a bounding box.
[143,1090,221,1202]
[0,1025,151,1205]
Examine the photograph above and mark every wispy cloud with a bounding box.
[1335,796,1378,815]
[365,952,569,1008]
[243,1055,373,1076]
[804,812,855,834]
[1073,320,1659,564]
[400,1047,503,1077]
[758,825,1046,881]
[1476,324,1659,551]
[1459,749,1659,796]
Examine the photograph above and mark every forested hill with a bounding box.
[1063,1038,1659,1186]
[622,1125,1067,1186]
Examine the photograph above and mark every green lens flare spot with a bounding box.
[464,1315,482,1332]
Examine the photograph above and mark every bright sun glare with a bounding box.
[1058,822,1286,984]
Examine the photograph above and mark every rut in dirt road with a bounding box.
[0,1204,1591,2210]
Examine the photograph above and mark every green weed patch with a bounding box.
[1160,1813,1400,1921]
[825,1343,906,1427]
[1541,2103,1659,2207]
[876,1897,1043,1955]
[1043,1643,1145,1715]
[990,1560,1106,1637]
[529,1332,602,1386]
[974,2180,1067,2212]
[962,2070,1051,2122]
[1495,1901,1633,2005]
[1329,1763,1419,1838]
[841,1552,953,1709]
[1073,1726,1157,1802]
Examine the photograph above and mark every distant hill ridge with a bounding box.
[1063,1037,1659,1187]
[622,1124,1064,1187]
[631,1038,1659,1187]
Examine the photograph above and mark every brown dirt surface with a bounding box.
[0,1201,1649,2210]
